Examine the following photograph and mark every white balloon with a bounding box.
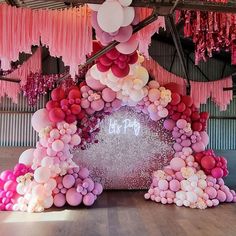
[122,7,135,27]
[97,1,124,33]
[19,148,35,166]
[43,196,54,209]
[119,0,132,7]
[87,3,101,11]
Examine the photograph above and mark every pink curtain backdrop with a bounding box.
[135,8,165,58]
[0,3,92,78]
[143,57,233,111]
[0,47,42,103]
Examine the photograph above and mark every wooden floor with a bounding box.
[1,147,236,236]
[0,191,236,236]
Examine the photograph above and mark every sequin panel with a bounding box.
[74,107,174,189]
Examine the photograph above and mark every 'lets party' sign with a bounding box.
[108,118,141,136]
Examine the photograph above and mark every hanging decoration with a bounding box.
[0,3,92,78]
[0,47,42,103]
[177,0,236,65]
[143,57,233,111]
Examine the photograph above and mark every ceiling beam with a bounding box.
[36,0,236,13]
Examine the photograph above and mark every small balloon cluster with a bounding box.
[89,0,137,46]
[89,54,149,105]
[53,167,103,207]
[166,92,209,131]
[136,80,171,121]
[80,81,121,114]
[0,164,32,211]
[145,147,236,209]
[194,150,229,179]
[46,86,85,124]
[96,48,138,78]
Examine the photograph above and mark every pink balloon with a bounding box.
[205,187,217,199]
[217,190,227,202]
[158,108,168,118]
[112,99,122,110]
[148,88,160,102]
[114,25,133,43]
[54,193,66,207]
[92,183,103,195]
[192,141,205,153]
[200,131,209,146]
[62,175,75,189]
[158,179,168,191]
[31,109,53,132]
[52,140,64,152]
[81,99,90,109]
[78,168,90,179]
[176,119,187,129]
[86,75,106,91]
[91,99,105,111]
[116,35,138,54]
[170,157,186,171]
[102,88,116,102]
[66,188,82,206]
[169,179,180,192]
[83,193,95,206]
[97,1,124,33]
[163,119,175,131]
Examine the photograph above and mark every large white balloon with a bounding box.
[19,148,35,166]
[97,1,124,33]
[122,7,135,27]
[119,0,132,7]
[31,108,53,132]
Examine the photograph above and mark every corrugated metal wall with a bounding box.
[0,94,47,146]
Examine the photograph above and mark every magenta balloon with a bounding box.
[163,119,175,131]
[114,25,133,43]
[211,167,224,179]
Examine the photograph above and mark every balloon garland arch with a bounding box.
[0,0,236,212]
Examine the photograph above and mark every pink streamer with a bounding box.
[0,3,92,78]
[143,57,233,110]
[0,47,42,103]
[135,8,165,58]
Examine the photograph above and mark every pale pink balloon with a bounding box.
[170,157,186,171]
[111,99,122,110]
[176,119,187,129]
[119,0,132,7]
[31,108,53,132]
[158,108,168,118]
[148,88,160,102]
[114,25,133,43]
[116,35,138,54]
[70,134,81,146]
[86,74,106,91]
[52,140,64,152]
[97,1,124,33]
[34,167,51,183]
